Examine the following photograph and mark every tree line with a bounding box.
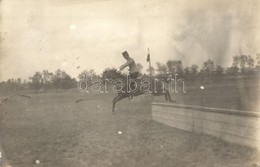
[0,54,259,93]
[154,54,259,78]
[0,69,77,93]
[101,54,260,81]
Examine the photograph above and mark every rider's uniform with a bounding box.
[119,57,140,79]
[119,57,141,96]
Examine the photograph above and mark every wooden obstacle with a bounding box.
[152,102,260,149]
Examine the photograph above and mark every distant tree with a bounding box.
[53,69,62,89]
[136,63,143,73]
[0,81,6,94]
[166,60,183,76]
[156,62,167,75]
[232,55,239,67]
[183,64,198,80]
[22,79,28,89]
[246,55,255,74]
[190,65,199,76]
[29,72,43,91]
[226,66,239,75]
[42,70,54,89]
[247,55,254,68]
[183,67,190,75]
[102,68,124,81]
[42,70,53,83]
[78,69,97,80]
[239,55,248,74]
[255,53,260,72]
[232,55,255,74]
[228,56,240,76]
[146,66,155,76]
[17,78,22,84]
[53,69,75,90]
[60,74,76,89]
[199,59,213,76]
[213,65,224,77]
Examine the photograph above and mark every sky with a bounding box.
[0,0,259,81]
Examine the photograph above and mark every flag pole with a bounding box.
[148,48,152,76]
[147,48,154,102]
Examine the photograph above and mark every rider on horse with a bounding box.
[117,51,141,99]
[112,51,174,112]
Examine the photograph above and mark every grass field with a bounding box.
[154,77,260,111]
[0,81,259,167]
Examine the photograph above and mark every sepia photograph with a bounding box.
[0,0,260,166]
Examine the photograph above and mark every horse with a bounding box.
[112,75,174,112]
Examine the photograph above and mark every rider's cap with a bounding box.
[122,51,128,56]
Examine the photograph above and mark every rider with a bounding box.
[117,51,140,99]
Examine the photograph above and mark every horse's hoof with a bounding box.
[112,110,116,115]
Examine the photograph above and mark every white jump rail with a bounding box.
[152,102,260,149]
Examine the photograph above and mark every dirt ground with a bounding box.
[0,90,259,167]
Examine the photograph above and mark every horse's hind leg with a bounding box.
[166,90,174,102]
[164,92,169,101]
[112,93,127,112]
[112,95,120,112]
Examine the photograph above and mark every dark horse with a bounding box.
[112,76,174,112]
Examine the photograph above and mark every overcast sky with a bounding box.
[0,0,259,81]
